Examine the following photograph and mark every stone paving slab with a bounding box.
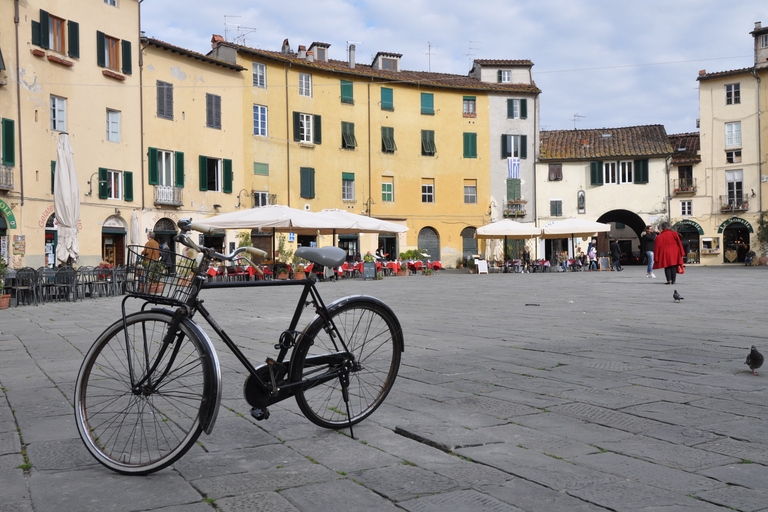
[596,437,740,472]
[280,479,402,512]
[399,488,525,512]
[693,486,768,512]
[698,462,768,489]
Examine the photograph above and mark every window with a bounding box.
[198,156,232,193]
[293,112,321,144]
[206,93,221,129]
[381,87,394,110]
[464,180,477,204]
[762,34,768,48]
[342,172,355,201]
[463,96,476,117]
[299,113,313,143]
[463,132,477,158]
[681,200,692,216]
[619,161,633,184]
[726,169,743,205]
[148,147,184,188]
[602,162,617,184]
[299,73,312,97]
[96,31,131,74]
[300,167,315,199]
[381,57,397,71]
[550,200,563,217]
[421,130,436,156]
[340,80,354,104]
[382,178,393,202]
[31,11,79,58]
[548,163,563,181]
[678,165,693,189]
[725,84,740,105]
[49,15,66,54]
[253,105,267,136]
[104,0,117,5]
[381,127,397,153]
[2,118,15,166]
[726,150,742,163]
[506,99,528,119]
[106,109,120,142]
[316,47,326,61]
[106,169,122,199]
[421,93,434,115]
[725,121,741,147]
[252,62,266,88]
[341,122,357,149]
[50,95,66,132]
[254,191,269,207]
[501,134,527,159]
[498,70,511,83]
[98,168,133,201]
[157,81,173,120]
[422,179,434,203]
[507,178,522,202]
[254,162,269,175]
[157,150,174,186]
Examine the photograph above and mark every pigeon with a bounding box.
[673,290,683,302]
[745,346,764,376]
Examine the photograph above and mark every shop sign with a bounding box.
[672,220,704,234]
[0,199,17,229]
[717,217,753,233]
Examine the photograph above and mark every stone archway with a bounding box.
[596,209,648,263]
[461,227,477,258]
[417,227,440,261]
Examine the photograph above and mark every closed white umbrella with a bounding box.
[130,210,140,245]
[54,133,80,265]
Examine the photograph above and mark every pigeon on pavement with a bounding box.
[745,346,764,376]
[673,290,683,302]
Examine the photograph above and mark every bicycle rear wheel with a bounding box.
[291,297,403,429]
[75,310,212,474]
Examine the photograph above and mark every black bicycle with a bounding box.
[74,219,404,475]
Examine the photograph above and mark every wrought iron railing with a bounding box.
[672,178,696,194]
[719,194,749,212]
[154,185,183,206]
[0,165,13,190]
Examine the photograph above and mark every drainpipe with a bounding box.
[14,0,24,206]
[138,0,145,209]
[751,67,762,213]
[285,64,291,207]
[367,81,372,216]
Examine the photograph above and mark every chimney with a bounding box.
[282,39,291,54]
[298,45,307,59]
[348,44,356,69]
[756,21,763,30]
[307,50,314,63]
[698,69,706,75]
[211,34,224,50]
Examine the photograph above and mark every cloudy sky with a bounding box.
[141,0,766,135]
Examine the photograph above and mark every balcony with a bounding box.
[719,195,749,212]
[0,165,13,191]
[504,199,527,218]
[154,185,183,206]
[672,178,696,195]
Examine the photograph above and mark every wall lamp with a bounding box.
[213,204,222,211]
[84,171,106,197]
[235,189,250,209]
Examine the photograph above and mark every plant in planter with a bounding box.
[176,252,197,285]
[466,257,477,274]
[0,260,9,309]
[276,265,290,280]
[141,260,167,293]
[757,211,768,265]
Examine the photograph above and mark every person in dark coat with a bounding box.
[652,222,685,285]
[610,239,622,271]
[641,226,657,278]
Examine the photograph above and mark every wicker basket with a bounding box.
[125,245,196,305]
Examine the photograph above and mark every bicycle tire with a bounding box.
[291,296,403,429]
[75,310,214,475]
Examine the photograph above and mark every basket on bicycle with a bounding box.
[125,245,197,305]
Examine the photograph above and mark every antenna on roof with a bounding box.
[572,113,585,129]
[223,15,240,42]
[464,41,481,68]
[425,41,436,72]
[224,15,257,46]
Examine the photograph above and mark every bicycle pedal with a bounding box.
[250,407,270,421]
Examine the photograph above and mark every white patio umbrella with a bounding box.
[316,209,408,234]
[540,218,610,239]
[475,219,541,261]
[54,133,80,265]
[130,210,140,245]
[197,205,352,234]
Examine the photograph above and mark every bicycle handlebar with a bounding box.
[175,218,268,268]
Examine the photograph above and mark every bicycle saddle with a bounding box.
[295,246,347,268]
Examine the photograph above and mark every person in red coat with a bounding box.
[652,222,685,285]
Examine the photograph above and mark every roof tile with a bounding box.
[539,125,673,160]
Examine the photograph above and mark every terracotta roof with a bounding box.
[472,59,534,66]
[147,38,246,71]
[668,132,701,164]
[697,66,754,81]
[218,42,541,94]
[539,125,673,160]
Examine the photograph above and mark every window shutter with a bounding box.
[51,160,56,194]
[381,87,393,110]
[147,147,158,185]
[2,118,14,166]
[175,151,185,187]
[98,168,109,199]
[421,93,434,115]
[520,99,528,119]
[96,31,106,67]
[123,171,133,201]
[313,115,322,144]
[634,159,649,184]
[156,82,164,117]
[501,134,508,159]
[39,10,50,49]
[31,21,41,47]
[121,39,132,75]
[206,94,213,127]
[342,172,355,181]
[463,133,471,158]
[300,167,315,199]
[507,179,521,202]
[293,112,300,142]
[67,21,79,58]
[497,70,502,83]
[507,99,514,119]
[520,135,527,159]
[198,155,208,191]
[590,161,603,185]
[340,80,353,103]
[223,159,233,193]
[214,95,221,128]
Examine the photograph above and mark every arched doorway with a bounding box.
[461,227,477,258]
[596,209,648,264]
[672,220,703,264]
[418,227,440,261]
[722,223,750,263]
[45,213,57,268]
[102,215,127,265]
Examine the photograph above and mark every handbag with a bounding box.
[677,264,685,274]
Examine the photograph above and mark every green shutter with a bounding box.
[501,134,508,159]
[497,70,502,83]
[51,160,56,194]
[293,112,300,142]
[634,159,649,184]
[147,147,158,185]
[254,162,269,175]
[342,172,355,181]
[198,155,208,191]
[1,118,14,166]
[67,21,79,58]
[520,99,528,119]
[98,167,109,199]
[520,135,528,159]
[123,171,133,202]
[422,130,436,156]
[121,39,132,75]
[507,99,514,118]
[313,115,322,144]
[31,21,41,47]
[382,127,396,152]
[300,167,315,199]
[223,159,233,193]
[463,133,476,158]
[590,161,603,186]
[463,133,471,158]
[174,151,185,187]
[381,87,393,110]
[507,179,521,202]
[39,10,50,49]
[340,80,353,104]
[96,31,105,67]
[421,93,434,115]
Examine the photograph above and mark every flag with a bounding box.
[508,158,520,179]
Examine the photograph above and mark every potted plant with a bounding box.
[0,260,9,309]
[466,257,477,274]
[141,260,167,293]
[276,265,290,280]
[176,251,197,286]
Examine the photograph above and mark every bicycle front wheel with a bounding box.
[291,297,403,429]
[75,310,212,475]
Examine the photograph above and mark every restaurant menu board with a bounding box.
[0,236,7,264]
[362,261,376,280]
[476,259,489,274]
[13,235,25,256]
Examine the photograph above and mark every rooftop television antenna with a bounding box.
[425,41,437,72]
[464,40,481,68]
[572,113,585,129]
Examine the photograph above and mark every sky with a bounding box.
[140,0,766,136]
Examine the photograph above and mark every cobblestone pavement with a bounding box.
[2,265,768,511]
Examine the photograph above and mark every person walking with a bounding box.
[610,239,622,271]
[641,226,657,278]
[141,231,160,261]
[653,222,685,285]
[588,245,597,270]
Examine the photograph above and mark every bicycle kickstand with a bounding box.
[339,369,354,440]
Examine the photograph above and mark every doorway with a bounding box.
[723,224,750,263]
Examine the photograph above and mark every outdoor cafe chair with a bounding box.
[55,266,78,302]
[14,268,39,307]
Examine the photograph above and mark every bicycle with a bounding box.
[74,219,404,475]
